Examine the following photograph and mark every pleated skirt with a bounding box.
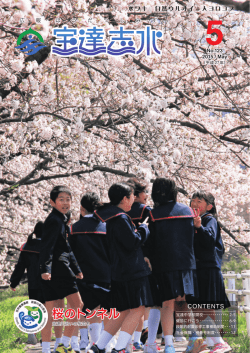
[111,276,154,312]
[186,267,230,309]
[156,269,199,302]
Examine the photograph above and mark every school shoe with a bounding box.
[111,349,130,353]
[209,342,232,353]
[183,337,203,353]
[55,343,76,352]
[144,343,158,353]
[164,345,175,353]
[133,342,144,351]
[141,328,148,344]
[88,344,106,353]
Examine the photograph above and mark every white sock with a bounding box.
[80,327,89,343]
[148,309,161,344]
[133,331,141,343]
[62,336,71,348]
[206,337,215,347]
[143,320,148,329]
[54,338,62,351]
[42,341,51,353]
[164,335,173,346]
[115,331,132,351]
[71,335,80,349]
[89,323,102,345]
[71,336,78,344]
[96,331,113,350]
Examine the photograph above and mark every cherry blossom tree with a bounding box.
[0,0,250,287]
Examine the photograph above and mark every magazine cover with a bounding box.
[0,1,250,353]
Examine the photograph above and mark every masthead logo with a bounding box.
[15,28,46,55]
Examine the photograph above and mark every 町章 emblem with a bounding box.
[15,28,46,55]
[14,299,48,333]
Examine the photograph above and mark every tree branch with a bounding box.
[0,158,52,195]
[218,221,250,254]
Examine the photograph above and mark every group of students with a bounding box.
[10,177,232,353]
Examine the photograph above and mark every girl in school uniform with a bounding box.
[10,221,44,344]
[127,178,151,350]
[146,178,202,353]
[188,191,232,353]
[127,178,151,228]
[127,178,162,352]
[70,192,111,352]
[89,182,153,353]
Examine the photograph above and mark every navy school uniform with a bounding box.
[39,208,81,302]
[127,202,151,228]
[94,204,153,311]
[145,201,198,302]
[10,238,45,303]
[187,212,230,308]
[128,202,161,307]
[70,214,111,311]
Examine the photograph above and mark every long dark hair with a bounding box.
[27,221,44,244]
[191,190,218,219]
[152,178,177,206]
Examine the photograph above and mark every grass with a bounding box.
[0,296,28,353]
[0,283,59,352]
[0,284,42,352]
[224,313,250,353]
[0,283,29,302]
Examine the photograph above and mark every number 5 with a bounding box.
[206,21,223,45]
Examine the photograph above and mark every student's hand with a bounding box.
[41,273,51,280]
[10,287,16,291]
[194,216,201,228]
[76,272,83,279]
[139,217,149,226]
[144,257,152,271]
